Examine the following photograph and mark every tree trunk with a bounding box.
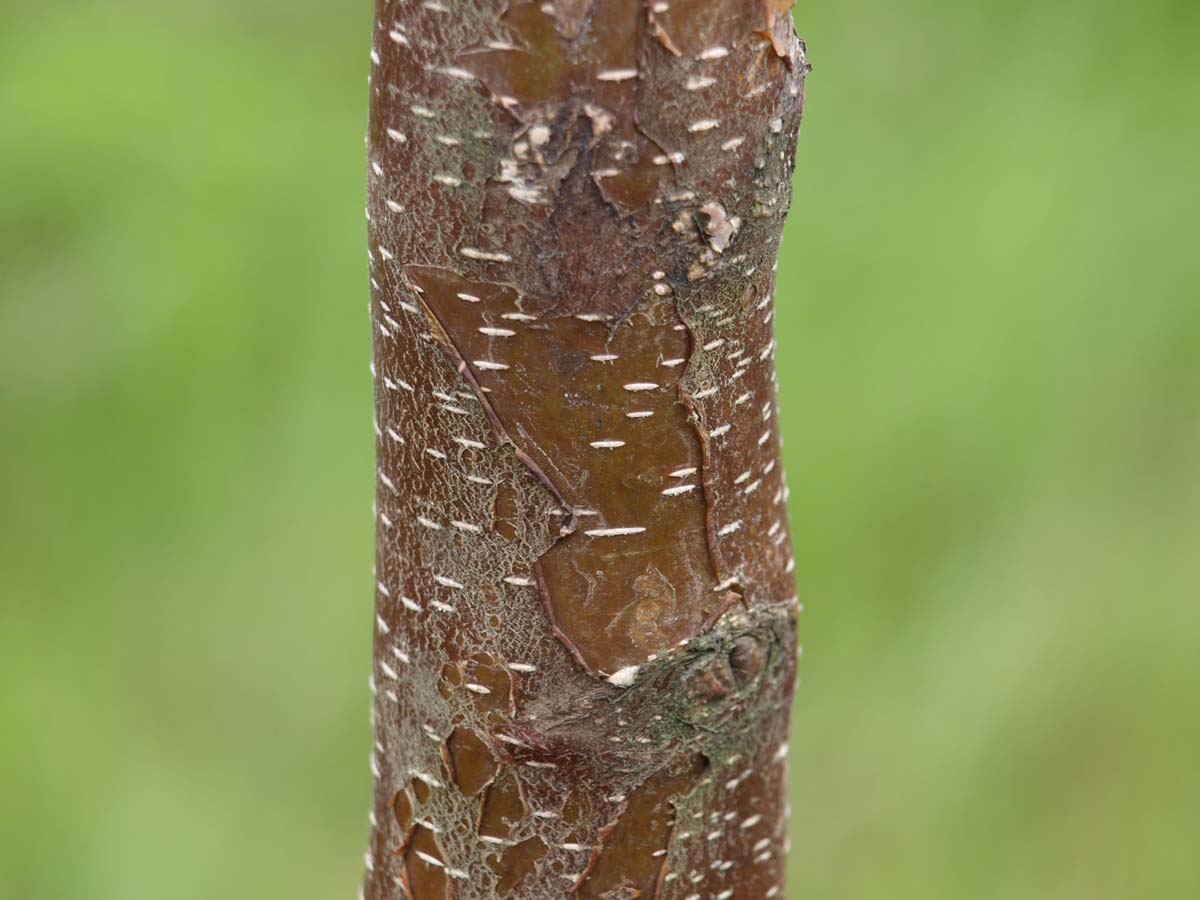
[362,2,807,897]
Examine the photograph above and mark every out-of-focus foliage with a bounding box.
[1,2,1196,898]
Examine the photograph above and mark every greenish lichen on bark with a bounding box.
[363,1,808,897]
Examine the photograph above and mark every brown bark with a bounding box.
[362,2,808,898]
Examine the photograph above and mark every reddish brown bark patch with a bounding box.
[460,0,641,113]
[410,776,432,807]
[574,754,708,899]
[443,727,498,798]
[478,769,529,842]
[400,825,451,900]
[492,481,520,541]
[487,835,549,897]
[407,265,728,676]
[392,788,414,831]
[647,0,761,58]
[440,652,517,720]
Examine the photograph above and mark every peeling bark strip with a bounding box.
[363,1,808,898]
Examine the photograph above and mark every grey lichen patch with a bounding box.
[602,601,797,744]
[486,601,798,796]
[660,727,792,899]
[546,602,797,897]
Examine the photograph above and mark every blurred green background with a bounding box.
[2,1,1197,897]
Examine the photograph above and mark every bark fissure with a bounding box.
[406,265,578,531]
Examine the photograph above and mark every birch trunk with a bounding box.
[362,2,808,897]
